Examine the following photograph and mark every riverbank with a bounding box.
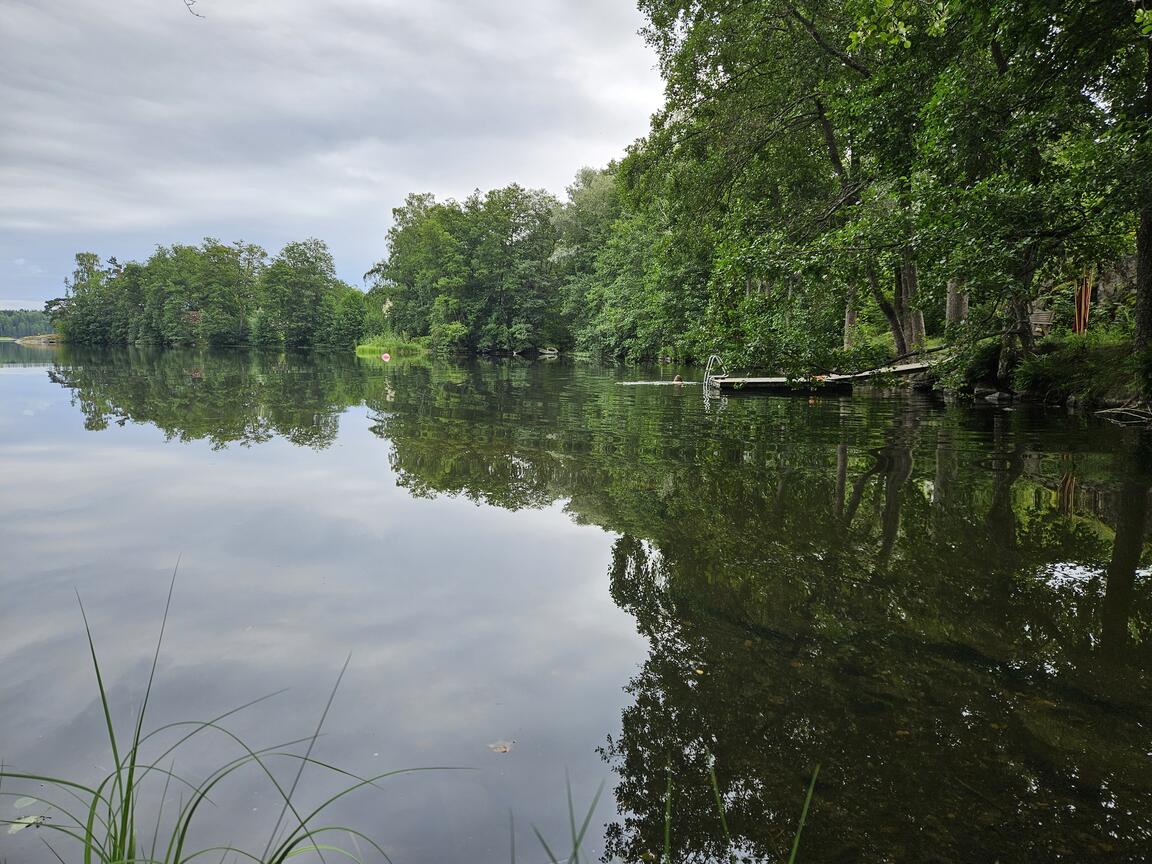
[15,333,63,346]
[955,334,1142,408]
[355,334,428,358]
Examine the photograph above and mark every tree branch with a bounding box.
[783,2,872,78]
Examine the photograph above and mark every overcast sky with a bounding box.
[0,0,663,309]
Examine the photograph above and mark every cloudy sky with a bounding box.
[0,0,664,309]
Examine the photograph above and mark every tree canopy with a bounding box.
[361,0,1150,382]
[0,309,50,338]
[47,239,366,351]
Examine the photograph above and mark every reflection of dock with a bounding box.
[707,361,934,393]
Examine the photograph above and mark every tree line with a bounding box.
[45,1,1151,378]
[0,309,50,338]
[47,239,376,350]
[367,0,1151,380]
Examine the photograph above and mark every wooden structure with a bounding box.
[706,360,935,393]
[1074,271,1093,334]
[1029,309,1055,337]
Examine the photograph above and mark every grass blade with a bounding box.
[267,767,465,864]
[531,824,562,864]
[707,762,733,863]
[262,655,350,862]
[121,559,179,857]
[41,838,69,864]
[787,764,820,864]
[570,780,604,860]
[150,760,176,863]
[663,772,673,864]
[565,770,577,864]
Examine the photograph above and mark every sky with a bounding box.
[0,0,664,309]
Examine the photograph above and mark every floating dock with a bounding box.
[707,361,934,393]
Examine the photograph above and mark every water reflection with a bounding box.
[43,347,363,447]
[368,363,1152,862]
[7,345,1152,861]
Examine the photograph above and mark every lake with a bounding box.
[1,343,1150,863]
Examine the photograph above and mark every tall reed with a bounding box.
[1,565,452,863]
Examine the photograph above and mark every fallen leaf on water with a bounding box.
[694,668,705,675]
[488,740,514,754]
[8,815,45,834]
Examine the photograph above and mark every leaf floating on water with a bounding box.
[7,815,45,834]
[488,740,514,754]
[694,668,705,675]
[13,797,36,810]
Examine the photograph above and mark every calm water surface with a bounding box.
[1,344,1150,863]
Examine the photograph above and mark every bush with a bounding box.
[1014,333,1138,404]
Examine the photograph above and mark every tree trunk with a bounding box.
[1134,37,1152,395]
[901,256,926,350]
[1102,477,1150,661]
[933,427,955,512]
[843,284,857,349]
[878,443,914,568]
[893,265,906,336]
[834,442,848,519]
[1016,296,1035,353]
[996,292,1036,384]
[1135,204,1152,365]
[945,278,968,327]
[869,265,907,356]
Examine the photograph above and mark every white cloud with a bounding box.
[0,0,663,306]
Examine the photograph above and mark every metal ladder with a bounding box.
[703,354,727,389]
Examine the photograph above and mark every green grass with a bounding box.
[0,564,454,864]
[1014,333,1140,405]
[704,759,819,864]
[355,334,427,358]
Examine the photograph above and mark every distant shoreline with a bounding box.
[15,333,62,346]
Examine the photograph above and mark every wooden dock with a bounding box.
[708,360,934,393]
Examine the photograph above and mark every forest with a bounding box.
[0,309,50,338]
[367,0,1152,384]
[45,1,1152,392]
[46,239,374,350]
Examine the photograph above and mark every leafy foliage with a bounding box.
[367,0,1148,380]
[366,186,562,353]
[0,308,51,337]
[47,239,366,351]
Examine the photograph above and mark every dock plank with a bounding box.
[708,359,935,393]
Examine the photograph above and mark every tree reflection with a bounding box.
[40,354,1152,859]
[371,368,1151,861]
[45,347,369,449]
[598,422,1150,862]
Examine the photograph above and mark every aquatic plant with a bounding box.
[355,334,427,358]
[0,566,451,864]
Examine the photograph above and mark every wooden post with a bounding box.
[1073,270,1093,335]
